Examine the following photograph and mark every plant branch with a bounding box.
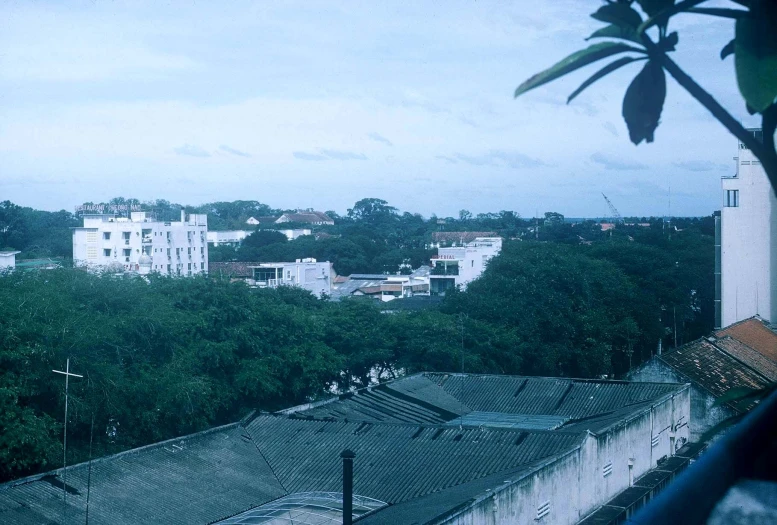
[642,38,777,193]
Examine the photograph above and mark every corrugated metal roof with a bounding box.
[245,415,583,505]
[0,424,286,525]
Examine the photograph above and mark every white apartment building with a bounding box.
[247,258,332,297]
[719,128,777,326]
[73,211,208,276]
[430,237,502,295]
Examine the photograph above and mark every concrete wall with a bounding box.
[721,134,777,325]
[629,359,733,442]
[438,388,690,525]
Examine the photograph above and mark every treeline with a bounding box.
[1,220,713,482]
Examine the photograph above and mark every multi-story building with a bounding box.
[718,128,777,326]
[247,258,332,297]
[73,210,208,276]
[430,236,502,295]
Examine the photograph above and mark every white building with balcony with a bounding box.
[718,128,777,326]
[247,258,331,297]
[73,211,208,276]
[207,228,311,247]
[430,237,502,295]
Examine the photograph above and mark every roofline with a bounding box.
[715,314,773,333]
[0,421,241,491]
[657,337,773,402]
[426,436,588,524]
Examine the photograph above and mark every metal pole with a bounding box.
[341,449,355,525]
[53,358,82,525]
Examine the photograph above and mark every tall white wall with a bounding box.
[73,212,208,276]
[439,388,690,525]
[721,134,777,325]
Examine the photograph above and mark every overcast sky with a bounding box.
[0,0,756,218]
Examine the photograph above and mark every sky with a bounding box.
[0,0,758,218]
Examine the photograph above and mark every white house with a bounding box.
[430,237,502,295]
[73,210,208,276]
[247,258,332,297]
[0,250,21,271]
[207,229,312,247]
[275,211,334,226]
[719,128,777,326]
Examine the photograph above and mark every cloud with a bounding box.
[450,150,545,169]
[320,149,367,160]
[368,132,393,146]
[435,155,458,164]
[590,152,647,171]
[293,151,329,161]
[673,160,728,172]
[174,144,210,158]
[603,121,619,137]
[219,145,251,158]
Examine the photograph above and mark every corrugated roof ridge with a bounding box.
[0,421,242,491]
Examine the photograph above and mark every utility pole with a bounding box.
[52,358,83,524]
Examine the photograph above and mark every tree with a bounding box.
[515,0,777,194]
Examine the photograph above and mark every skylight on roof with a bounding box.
[214,492,387,525]
[446,411,570,430]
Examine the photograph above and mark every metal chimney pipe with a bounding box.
[341,449,355,525]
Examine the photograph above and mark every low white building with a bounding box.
[430,236,502,295]
[0,250,21,271]
[719,128,777,326]
[207,229,312,246]
[247,258,331,297]
[73,211,208,276]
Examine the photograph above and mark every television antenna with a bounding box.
[52,358,83,522]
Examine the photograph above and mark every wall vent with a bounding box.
[536,501,550,520]
[651,435,660,447]
[603,462,613,477]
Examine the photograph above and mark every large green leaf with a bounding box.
[622,60,667,144]
[637,0,676,17]
[592,3,644,28]
[586,24,641,44]
[515,42,644,98]
[568,56,646,103]
[735,8,777,112]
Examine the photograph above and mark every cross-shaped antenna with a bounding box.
[53,358,83,522]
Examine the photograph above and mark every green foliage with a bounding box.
[514,0,777,190]
[735,4,777,112]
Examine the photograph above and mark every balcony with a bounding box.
[431,264,459,276]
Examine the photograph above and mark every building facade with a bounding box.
[73,211,208,276]
[719,128,777,326]
[0,250,20,270]
[247,258,332,297]
[207,229,312,246]
[430,237,502,295]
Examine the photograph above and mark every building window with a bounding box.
[103,249,111,257]
[103,232,111,240]
[725,189,739,207]
[201,262,204,270]
[122,231,130,240]
[603,462,613,477]
[188,263,191,270]
[123,249,131,257]
[86,231,97,243]
[86,246,97,259]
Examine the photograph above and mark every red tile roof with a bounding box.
[715,317,777,362]
[659,339,769,400]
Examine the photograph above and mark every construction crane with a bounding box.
[601,193,623,223]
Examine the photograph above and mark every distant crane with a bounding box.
[601,193,623,223]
